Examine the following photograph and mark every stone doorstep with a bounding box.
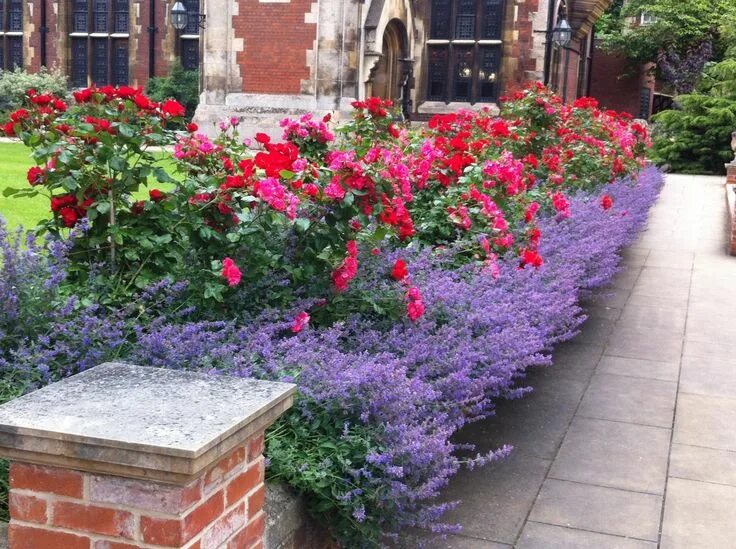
[0,363,296,485]
[726,182,736,256]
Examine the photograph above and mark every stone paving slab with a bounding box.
[577,373,677,428]
[548,417,670,494]
[661,478,736,549]
[669,443,736,486]
[596,356,680,382]
[516,522,657,549]
[679,356,736,398]
[674,393,736,452]
[426,534,511,548]
[438,453,552,544]
[604,327,683,363]
[528,479,662,541]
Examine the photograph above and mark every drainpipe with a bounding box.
[40,0,48,67]
[586,26,595,96]
[543,0,556,84]
[148,0,157,78]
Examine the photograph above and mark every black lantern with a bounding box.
[551,18,572,48]
[171,1,188,31]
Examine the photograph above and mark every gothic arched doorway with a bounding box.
[371,20,409,103]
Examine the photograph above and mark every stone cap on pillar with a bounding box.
[0,362,296,485]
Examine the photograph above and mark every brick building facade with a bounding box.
[2,0,200,89]
[7,1,612,133]
[193,0,613,134]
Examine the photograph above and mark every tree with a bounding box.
[598,0,735,69]
[651,59,736,174]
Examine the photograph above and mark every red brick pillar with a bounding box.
[0,363,295,549]
[727,164,736,185]
[8,435,266,548]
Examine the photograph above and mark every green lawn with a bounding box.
[0,141,177,231]
[0,142,48,230]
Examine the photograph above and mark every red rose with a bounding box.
[255,132,271,145]
[116,86,138,99]
[27,166,45,186]
[58,207,80,228]
[600,194,614,210]
[221,257,242,286]
[291,311,310,333]
[53,99,68,112]
[31,94,53,106]
[161,99,186,118]
[131,201,145,215]
[10,109,29,123]
[134,93,153,110]
[149,189,166,202]
[73,88,93,103]
[391,259,409,281]
[186,122,199,132]
[2,121,16,136]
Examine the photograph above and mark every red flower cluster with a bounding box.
[221,257,242,286]
[332,240,359,292]
[50,194,93,228]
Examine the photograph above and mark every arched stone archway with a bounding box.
[370,19,408,103]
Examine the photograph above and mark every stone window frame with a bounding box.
[69,0,130,87]
[426,0,505,104]
[0,0,24,70]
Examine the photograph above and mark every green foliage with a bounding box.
[0,68,68,117]
[266,403,391,547]
[599,0,736,68]
[146,62,200,120]
[651,59,736,173]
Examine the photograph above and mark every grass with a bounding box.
[0,142,48,230]
[0,141,177,231]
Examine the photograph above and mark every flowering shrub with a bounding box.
[3,84,649,321]
[0,82,658,544]
[0,166,662,541]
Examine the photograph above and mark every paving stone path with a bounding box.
[429,173,736,548]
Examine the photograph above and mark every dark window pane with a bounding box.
[73,0,88,32]
[427,46,448,101]
[112,39,128,85]
[71,38,88,87]
[114,0,128,32]
[93,0,109,32]
[455,0,476,39]
[91,38,108,85]
[483,0,503,39]
[183,0,199,34]
[453,47,473,101]
[430,0,450,39]
[0,0,5,32]
[181,39,199,70]
[8,0,22,31]
[479,46,500,101]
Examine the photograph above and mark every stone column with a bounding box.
[0,362,295,549]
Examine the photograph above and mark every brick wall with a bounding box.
[589,41,654,117]
[726,170,736,256]
[7,435,266,549]
[232,0,316,94]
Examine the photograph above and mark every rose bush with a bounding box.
[0,82,657,544]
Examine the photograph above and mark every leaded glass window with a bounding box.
[179,0,201,71]
[0,0,23,70]
[427,0,505,103]
[69,0,130,86]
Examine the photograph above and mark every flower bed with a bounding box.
[0,84,657,546]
